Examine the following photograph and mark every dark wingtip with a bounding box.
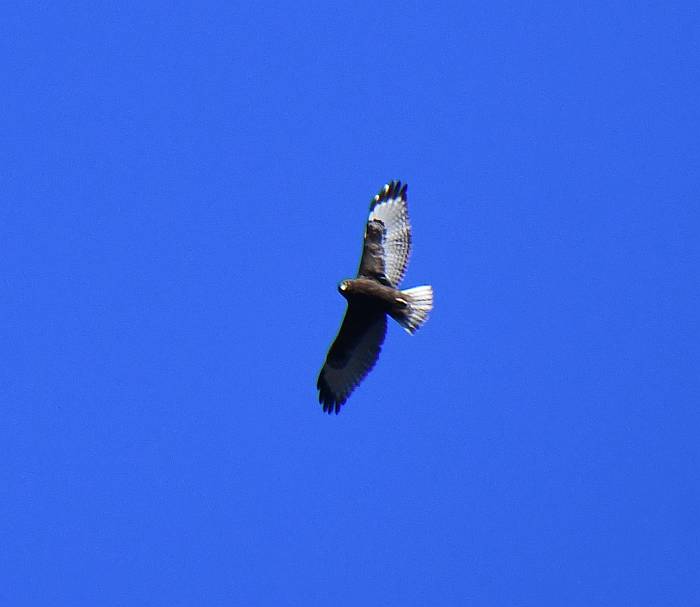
[320,398,344,414]
[369,180,408,210]
[318,377,346,414]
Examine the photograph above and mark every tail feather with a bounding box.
[396,285,433,334]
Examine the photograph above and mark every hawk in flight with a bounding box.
[317,181,434,413]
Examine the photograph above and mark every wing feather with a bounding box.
[357,181,412,287]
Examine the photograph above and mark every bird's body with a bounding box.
[317,181,434,413]
[339,278,407,317]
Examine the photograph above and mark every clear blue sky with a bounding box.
[2,3,699,605]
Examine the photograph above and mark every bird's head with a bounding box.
[338,280,351,297]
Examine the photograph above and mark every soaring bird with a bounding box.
[317,181,434,413]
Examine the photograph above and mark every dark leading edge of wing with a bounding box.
[317,303,387,414]
[357,216,389,284]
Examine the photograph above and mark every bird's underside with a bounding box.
[317,180,434,414]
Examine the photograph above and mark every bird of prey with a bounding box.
[317,180,434,413]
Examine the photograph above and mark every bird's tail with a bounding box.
[396,285,434,334]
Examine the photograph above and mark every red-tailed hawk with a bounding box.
[317,181,434,413]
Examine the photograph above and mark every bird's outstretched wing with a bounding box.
[357,180,412,287]
[317,303,387,413]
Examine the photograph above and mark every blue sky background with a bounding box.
[2,3,699,605]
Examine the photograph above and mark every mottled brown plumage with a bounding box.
[317,181,434,413]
